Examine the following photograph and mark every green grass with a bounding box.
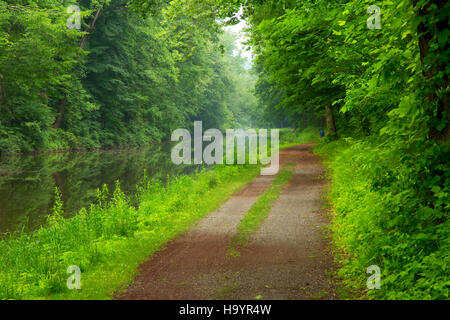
[0,165,261,300]
[279,127,319,149]
[228,167,294,255]
[0,127,315,300]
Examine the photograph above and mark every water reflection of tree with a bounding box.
[0,146,199,234]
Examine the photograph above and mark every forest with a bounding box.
[0,0,262,154]
[0,0,448,300]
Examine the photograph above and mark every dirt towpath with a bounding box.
[117,143,335,300]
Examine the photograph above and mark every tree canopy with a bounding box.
[0,0,258,153]
[0,0,448,299]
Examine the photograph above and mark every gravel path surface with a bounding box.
[117,143,335,300]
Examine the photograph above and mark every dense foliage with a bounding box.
[0,0,448,300]
[219,0,448,299]
[0,0,258,154]
[0,128,311,299]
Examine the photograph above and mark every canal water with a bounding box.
[0,145,201,234]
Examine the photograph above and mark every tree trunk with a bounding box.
[0,81,3,109]
[52,8,104,129]
[80,9,103,49]
[325,105,337,138]
[414,0,449,141]
[53,98,66,129]
[0,80,5,110]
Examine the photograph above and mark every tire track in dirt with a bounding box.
[201,144,336,299]
[117,174,276,299]
[117,143,335,300]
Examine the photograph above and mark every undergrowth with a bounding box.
[0,165,260,299]
[0,127,315,300]
[315,137,449,300]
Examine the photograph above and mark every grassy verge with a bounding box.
[0,165,260,299]
[0,128,315,300]
[227,166,295,257]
